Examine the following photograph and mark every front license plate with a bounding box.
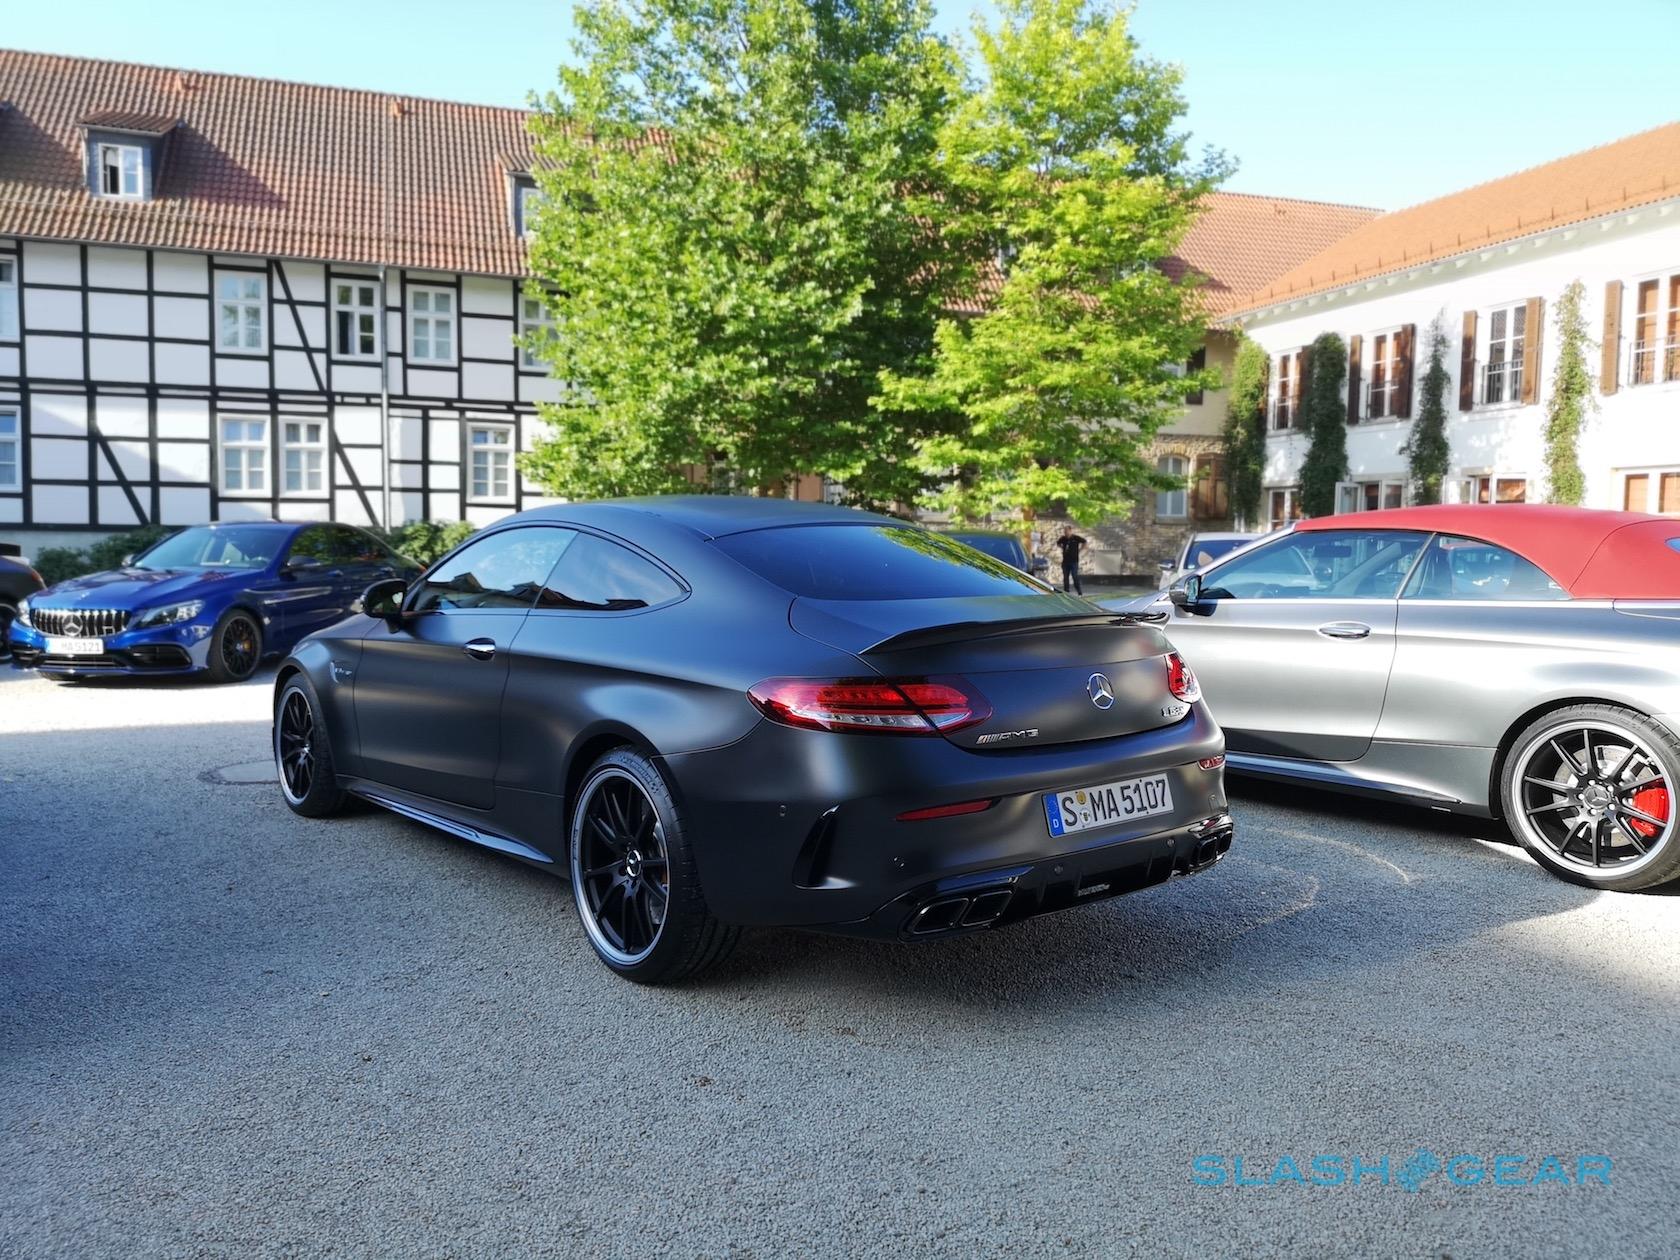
[45,636,104,656]
[1044,773,1174,838]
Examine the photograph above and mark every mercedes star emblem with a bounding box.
[1088,672,1115,710]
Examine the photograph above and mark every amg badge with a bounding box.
[975,728,1040,745]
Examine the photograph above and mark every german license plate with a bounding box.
[45,636,104,656]
[1044,773,1174,838]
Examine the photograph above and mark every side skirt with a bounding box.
[342,778,555,865]
[1225,748,1490,816]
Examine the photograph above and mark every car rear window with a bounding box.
[948,533,1026,568]
[713,524,1050,600]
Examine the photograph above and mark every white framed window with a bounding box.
[517,183,546,238]
[409,286,456,363]
[1267,487,1301,532]
[468,424,513,501]
[1365,329,1402,420]
[332,279,380,359]
[0,409,20,491]
[520,295,556,369]
[216,271,267,353]
[1271,349,1303,430]
[1456,474,1528,505]
[1621,470,1680,515]
[1336,479,1406,514]
[282,420,327,495]
[0,256,17,341]
[1630,273,1680,386]
[219,417,269,494]
[96,143,143,199]
[1155,454,1188,519]
[1480,303,1527,405]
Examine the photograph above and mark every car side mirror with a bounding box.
[120,553,135,567]
[357,577,409,621]
[1168,573,1201,608]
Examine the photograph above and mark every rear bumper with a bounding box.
[7,620,210,676]
[660,702,1228,936]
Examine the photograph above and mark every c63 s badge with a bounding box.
[976,728,1040,746]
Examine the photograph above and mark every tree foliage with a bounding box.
[521,0,969,508]
[874,0,1229,524]
[1222,336,1268,528]
[1297,331,1348,517]
[1402,316,1451,505]
[1544,280,1594,506]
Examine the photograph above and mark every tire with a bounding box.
[569,747,739,984]
[274,675,348,817]
[1501,704,1680,892]
[206,608,263,683]
[0,602,14,659]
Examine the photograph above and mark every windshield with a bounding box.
[713,524,1052,601]
[135,526,287,571]
[1186,537,1251,570]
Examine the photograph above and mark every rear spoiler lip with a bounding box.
[861,610,1167,655]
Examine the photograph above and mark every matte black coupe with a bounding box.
[273,498,1231,982]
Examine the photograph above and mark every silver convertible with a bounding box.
[1109,504,1680,891]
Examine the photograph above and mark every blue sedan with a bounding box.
[8,521,421,682]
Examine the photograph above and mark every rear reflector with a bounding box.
[896,798,997,822]
[1198,755,1225,771]
[748,676,992,735]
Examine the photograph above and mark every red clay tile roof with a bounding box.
[1,49,539,276]
[1230,122,1680,314]
[76,108,179,134]
[1170,191,1381,312]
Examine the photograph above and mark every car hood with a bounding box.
[37,567,255,610]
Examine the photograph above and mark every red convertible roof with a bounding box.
[1295,504,1680,598]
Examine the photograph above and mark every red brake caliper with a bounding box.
[1629,783,1671,839]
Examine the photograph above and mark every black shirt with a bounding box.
[1057,534,1086,566]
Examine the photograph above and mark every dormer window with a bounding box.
[97,143,143,198]
[511,175,545,238]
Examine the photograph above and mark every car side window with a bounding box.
[535,532,683,612]
[331,526,385,565]
[1199,530,1428,600]
[1403,535,1569,601]
[410,527,576,613]
[286,526,339,566]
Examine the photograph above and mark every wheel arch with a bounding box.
[562,723,665,827]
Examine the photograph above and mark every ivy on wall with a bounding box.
[1544,280,1594,506]
[1222,336,1269,529]
[1297,332,1348,517]
[1402,316,1452,505]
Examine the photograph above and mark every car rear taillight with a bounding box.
[747,676,992,735]
[1198,755,1225,771]
[1167,652,1201,703]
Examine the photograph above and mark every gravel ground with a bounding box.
[2,666,1676,1259]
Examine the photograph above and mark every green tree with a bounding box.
[1402,316,1451,505]
[1222,336,1268,528]
[1297,331,1348,517]
[1544,280,1594,506]
[519,0,969,508]
[875,0,1228,524]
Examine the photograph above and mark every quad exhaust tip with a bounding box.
[908,887,1014,935]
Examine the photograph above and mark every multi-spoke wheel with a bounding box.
[568,748,739,983]
[1503,705,1680,891]
[274,676,346,817]
[208,609,263,683]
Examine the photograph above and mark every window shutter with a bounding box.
[1601,280,1622,394]
[1345,335,1363,423]
[1292,348,1309,421]
[1394,323,1416,418]
[1458,311,1477,411]
[1520,297,1543,405]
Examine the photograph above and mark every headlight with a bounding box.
[14,596,29,627]
[132,600,205,629]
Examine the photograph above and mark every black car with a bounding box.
[273,498,1231,983]
[0,551,46,658]
[945,529,1050,578]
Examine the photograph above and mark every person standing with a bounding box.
[1056,526,1087,595]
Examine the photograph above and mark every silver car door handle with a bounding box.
[462,638,497,661]
[1317,621,1372,640]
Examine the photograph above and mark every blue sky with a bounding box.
[8,0,1676,210]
